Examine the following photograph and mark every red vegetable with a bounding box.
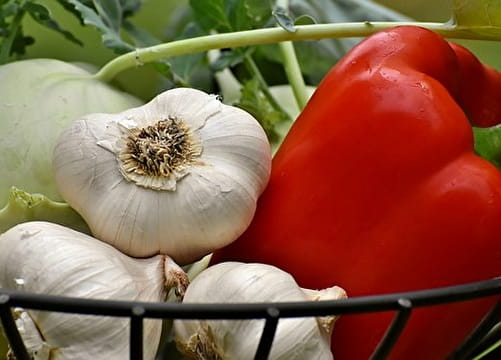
[211,26,501,360]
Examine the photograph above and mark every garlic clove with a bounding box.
[53,87,272,264]
[0,221,182,360]
[173,262,347,360]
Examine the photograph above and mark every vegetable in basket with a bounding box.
[174,262,346,360]
[211,26,501,360]
[0,221,188,360]
[52,87,271,264]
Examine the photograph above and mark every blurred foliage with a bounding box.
[21,0,187,100]
[10,0,501,101]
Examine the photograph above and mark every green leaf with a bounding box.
[189,0,232,32]
[452,0,501,27]
[0,1,25,62]
[189,0,272,33]
[294,14,317,26]
[273,6,295,32]
[93,0,122,32]
[210,47,252,72]
[120,0,143,17]
[122,19,161,47]
[243,0,272,28]
[160,21,213,90]
[226,0,271,31]
[24,2,83,46]
[0,0,20,18]
[473,125,501,169]
[236,77,289,145]
[65,0,134,53]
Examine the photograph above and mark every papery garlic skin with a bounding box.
[0,221,168,360]
[53,87,272,263]
[173,262,347,360]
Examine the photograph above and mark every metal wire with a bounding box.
[1,277,500,360]
[370,298,413,360]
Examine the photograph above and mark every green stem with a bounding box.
[278,40,309,110]
[243,55,288,117]
[0,9,25,64]
[94,21,492,83]
[274,0,309,110]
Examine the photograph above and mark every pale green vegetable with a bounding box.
[0,58,142,231]
[0,187,90,234]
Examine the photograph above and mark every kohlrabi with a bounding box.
[0,59,142,231]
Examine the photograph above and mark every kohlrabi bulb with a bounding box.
[0,59,142,231]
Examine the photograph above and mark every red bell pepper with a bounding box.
[212,26,501,360]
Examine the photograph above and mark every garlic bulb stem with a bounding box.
[174,262,347,360]
[164,256,190,298]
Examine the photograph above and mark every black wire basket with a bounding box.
[1,277,501,360]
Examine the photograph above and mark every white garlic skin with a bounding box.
[53,87,272,264]
[0,221,166,360]
[174,262,346,360]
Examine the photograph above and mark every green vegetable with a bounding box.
[0,187,91,234]
[0,58,142,230]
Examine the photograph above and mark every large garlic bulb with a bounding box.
[0,221,185,360]
[174,262,347,360]
[53,87,272,264]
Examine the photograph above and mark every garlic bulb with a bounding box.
[0,221,188,360]
[53,87,272,264]
[174,262,347,360]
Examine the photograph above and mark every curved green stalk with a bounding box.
[278,40,309,110]
[93,21,496,83]
[274,0,309,110]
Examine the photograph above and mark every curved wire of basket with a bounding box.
[1,277,500,360]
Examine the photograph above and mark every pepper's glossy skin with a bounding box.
[212,26,501,360]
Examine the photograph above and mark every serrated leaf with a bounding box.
[24,2,83,46]
[236,77,289,145]
[0,1,20,18]
[120,0,143,17]
[189,0,272,33]
[66,0,134,53]
[55,0,89,24]
[273,6,296,32]
[452,0,501,27]
[93,0,122,32]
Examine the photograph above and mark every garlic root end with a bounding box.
[176,324,223,360]
[164,256,190,299]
